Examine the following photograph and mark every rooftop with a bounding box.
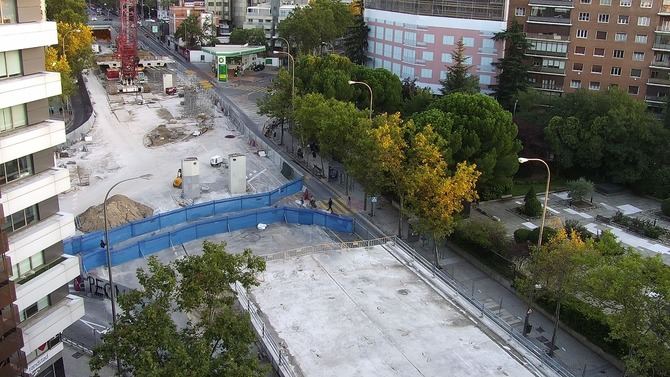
[202,44,266,57]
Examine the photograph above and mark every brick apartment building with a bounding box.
[0,0,84,375]
[510,0,670,108]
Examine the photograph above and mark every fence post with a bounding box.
[471,281,475,298]
[498,297,503,316]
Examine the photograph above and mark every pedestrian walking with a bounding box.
[347,196,351,207]
[328,198,333,211]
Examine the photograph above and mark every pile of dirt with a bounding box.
[144,124,188,147]
[76,194,154,232]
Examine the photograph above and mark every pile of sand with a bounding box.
[76,194,154,232]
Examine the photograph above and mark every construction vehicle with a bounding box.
[173,168,183,188]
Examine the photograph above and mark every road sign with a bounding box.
[371,196,377,203]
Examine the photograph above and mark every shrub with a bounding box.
[612,211,665,239]
[522,187,542,217]
[663,198,670,217]
[453,219,509,254]
[567,177,594,203]
[564,219,591,240]
[528,226,557,244]
[514,228,531,243]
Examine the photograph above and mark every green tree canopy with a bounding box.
[175,15,204,49]
[351,65,403,114]
[440,38,480,95]
[278,0,353,55]
[523,186,542,217]
[420,93,522,199]
[493,20,531,111]
[567,177,594,203]
[90,242,267,377]
[343,14,369,65]
[46,0,87,23]
[229,28,267,47]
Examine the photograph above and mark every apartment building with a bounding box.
[168,0,206,35]
[243,2,302,38]
[510,0,670,107]
[0,0,84,376]
[364,0,509,93]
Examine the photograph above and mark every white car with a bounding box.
[91,16,98,21]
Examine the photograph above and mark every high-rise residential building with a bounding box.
[0,0,84,376]
[510,0,670,108]
[363,0,509,93]
[243,2,303,38]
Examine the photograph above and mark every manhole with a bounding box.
[397,289,409,295]
[225,135,235,138]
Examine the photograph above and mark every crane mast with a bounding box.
[117,0,138,85]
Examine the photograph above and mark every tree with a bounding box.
[200,17,220,47]
[278,0,353,55]
[229,28,267,47]
[46,0,87,23]
[45,47,76,99]
[407,126,480,265]
[90,241,267,377]
[401,78,433,117]
[493,20,531,111]
[440,38,479,95]
[567,177,594,203]
[257,68,294,143]
[663,198,670,217]
[351,65,403,114]
[343,14,369,65]
[582,250,670,375]
[523,186,542,217]
[175,15,204,48]
[56,22,95,75]
[428,93,522,199]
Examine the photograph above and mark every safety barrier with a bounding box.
[76,206,353,272]
[64,179,304,255]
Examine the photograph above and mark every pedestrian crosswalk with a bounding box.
[316,197,352,216]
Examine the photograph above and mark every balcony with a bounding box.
[0,303,20,336]
[645,95,668,103]
[656,26,670,34]
[653,42,670,51]
[525,32,570,42]
[526,49,568,58]
[648,77,670,86]
[0,167,70,218]
[0,22,57,53]
[530,82,564,92]
[19,294,84,354]
[7,212,75,268]
[528,66,566,75]
[0,120,66,165]
[13,255,80,312]
[650,60,670,69]
[0,72,61,110]
[0,329,24,361]
[660,5,670,15]
[528,0,573,7]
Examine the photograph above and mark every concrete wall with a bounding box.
[21,47,46,76]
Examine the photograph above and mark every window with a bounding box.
[620,0,631,6]
[11,251,45,279]
[0,0,17,23]
[0,156,33,185]
[628,85,639,94]
[393,46,401,60]
[638,16,650,26]
[403,32,417,45]
[383,44,392,57]
[635,34,648,43]
[464,55,473,64]
[589,81,601,90]
[600,0,611,4]
[581,0,592,3]
[530,41,569,55]
[596,31,607,40]
[631,68,642,77]
[368,41,375,54]
[480,75,491,85]
[611,66,622,75]
[633,51,645,61]
[571,80,582,88]
[441,53,452,63]
[618,15,629,24]
[420,68,432,78]
[392,63,401,76]
[615,32,628,41]
[640,0,652,7]
[480,57,494,71]
[20,296,50,322]
[536,59,565,71]
[598,14,610,23]
[573,62,584,71]
[515,7,526,16]
[375,43,382,55]
[402,48,416,63]
[594,48,605,56]
[579,12,590,21]
[0,51,21,78]
[0,104,27,133]
[443,35,454,45]
[440,71,447,80]
[575,46,586,54]
[592,64,603,73]
[482,39,495,50]
[384,28,393,41]
[375,26,384,39]
[577,29,588,38]
[401,66,414,79]
[423,33,434,43]
[383,60,392,70]
[613,49,624,58]
[1,205,38,234]
[422,51,433,61]
[462,37,474,47]
[394,30,403,43]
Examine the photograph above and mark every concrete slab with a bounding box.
[522,222,538,230]
[552,192,570,200]
[563,208,578,215]
[251,245,539,377]
[616,204,642,215]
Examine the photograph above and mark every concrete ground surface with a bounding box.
[252,245,545,377]
[62,342,115,377]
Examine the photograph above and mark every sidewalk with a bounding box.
[62,342,115,377]
[171,47,622,377]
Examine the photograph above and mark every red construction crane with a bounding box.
[117,0,138,84]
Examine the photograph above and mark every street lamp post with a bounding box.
[103,174,152,372]
[61,29,82,58]
[272,35,290,56]
[518,157,551,248]
[276,50,294,149]
[522,283,542,336]
[347,80,373,120]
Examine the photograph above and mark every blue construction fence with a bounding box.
[64,179,304,255]
[77,206,353,272]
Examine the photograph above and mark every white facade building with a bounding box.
[0,0,84,376]
[242,2,302,39]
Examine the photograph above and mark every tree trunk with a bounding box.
[433,233,440,268]
[549,300,562,356]
[364,190,367,211]
[398,196,403,238]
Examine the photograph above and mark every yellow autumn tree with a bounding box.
[45,46,75,99]
[406,125,480,265]
[56,22,94,75]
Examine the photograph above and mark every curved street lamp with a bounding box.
[348,80,373,120]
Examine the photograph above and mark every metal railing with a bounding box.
[233,282,299,377]
[261,237,397,261]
